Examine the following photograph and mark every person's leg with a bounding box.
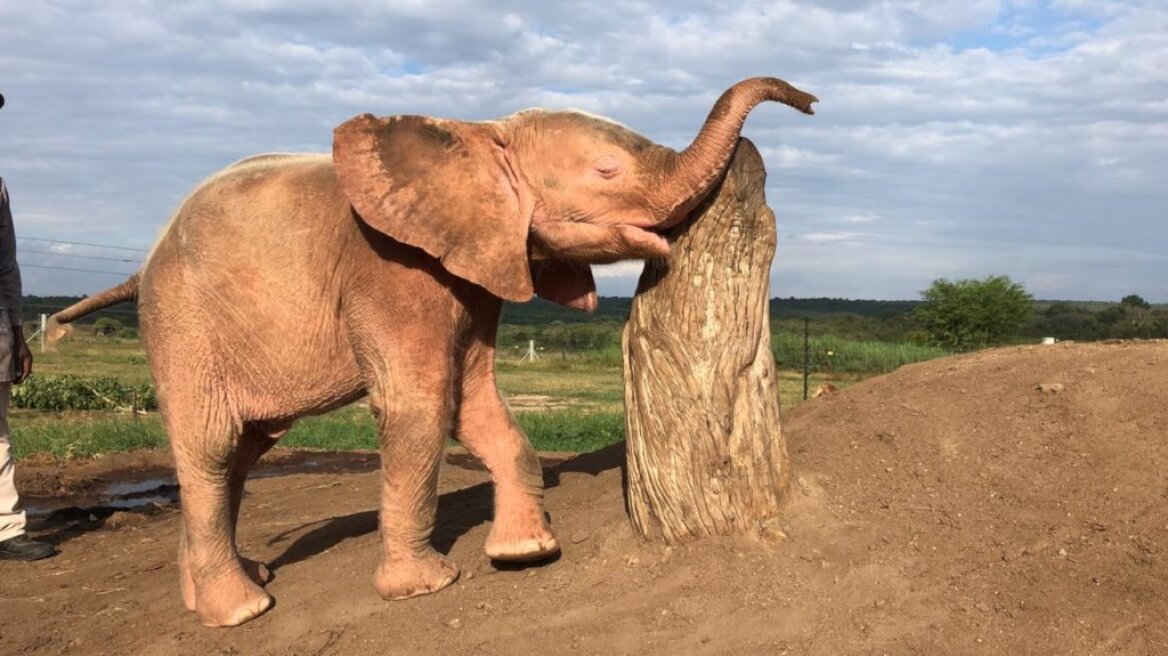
[0,382,26,541]
[0,381,54,560]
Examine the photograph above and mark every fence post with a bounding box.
[39,313,47,354]
[802,318,810,400]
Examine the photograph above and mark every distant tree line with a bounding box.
[1027,294,1166,341]
[21,295,138,327]
[498,321,622,355]
[500,296,927,326]
[25,287,1165,352]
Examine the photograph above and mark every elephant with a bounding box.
[49,76,816,627]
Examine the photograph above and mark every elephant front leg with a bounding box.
[370,386,460,600]
[458,370,560,562]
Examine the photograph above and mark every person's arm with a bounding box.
[10,324,31,383]
[0,178,32,383]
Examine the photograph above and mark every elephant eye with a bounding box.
[591,155,621,179]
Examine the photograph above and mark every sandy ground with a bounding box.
[1,340,1166,655]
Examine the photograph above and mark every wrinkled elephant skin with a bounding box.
[52,77,816,626]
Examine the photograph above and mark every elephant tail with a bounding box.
[45,273,140,349]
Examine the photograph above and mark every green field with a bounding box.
[10,329,931,459]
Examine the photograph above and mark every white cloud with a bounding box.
[0,0,1164,301]
[801,231,866,243]
[593,261,646,279]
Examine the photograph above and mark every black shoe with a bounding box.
[0,534,56,561]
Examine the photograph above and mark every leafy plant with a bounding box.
[12,375,157,411]
[914,276,1033,350]
[771,332,949,374]
[92,317,124,336]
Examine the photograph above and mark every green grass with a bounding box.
[281,406,626,453]
[515,411,625,452]
[280,406,378,450]
[10,411,167,459]
[33,336,152,385]
[496,358,625,412]
[11,406,626,458]
[13,331,941,460]
[772,332,951,374]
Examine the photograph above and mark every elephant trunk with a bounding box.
[652,77,817,224]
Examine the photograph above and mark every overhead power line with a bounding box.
[17,236,148,253]
[21,249,141,264]
[21,263,136,277]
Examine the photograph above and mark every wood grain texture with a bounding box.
[623,138,791,542]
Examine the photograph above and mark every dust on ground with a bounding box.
[1,340,1166,655]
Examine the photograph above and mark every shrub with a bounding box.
[92,317,124,337]
[914,276,1033,350]
[12,375,157,411]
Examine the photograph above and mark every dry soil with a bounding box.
[2,340,1166,655]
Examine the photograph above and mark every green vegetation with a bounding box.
[496,358,624,411]
[31,335,153,384]
[92,317,124,336]
[17,286,1165,461]
[278,407,627,453]
[772,332,949,374]
[1121,294,1151,310]
[33,291,1168,358]
[914,276,1034,350]
[498,322,622,357]
[1029,295,1168,341]
[21,296,137,328]
[10,412,166,459]
[12,374,156,411]
[16,334,848,459]
[514,412,625,452]
[9,407,628,458]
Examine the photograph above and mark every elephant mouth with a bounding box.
[529,221,670,262]
[627,225,671,257]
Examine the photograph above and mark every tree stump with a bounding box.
[623,138,791,542]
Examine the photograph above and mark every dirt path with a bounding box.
[1,341,1166,654]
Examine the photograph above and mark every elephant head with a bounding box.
[332,76,816,311]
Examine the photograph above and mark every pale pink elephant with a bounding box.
[51,77,816,626]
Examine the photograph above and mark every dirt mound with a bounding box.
[2,341,1166,654]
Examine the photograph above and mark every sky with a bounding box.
[0,0,1165,302]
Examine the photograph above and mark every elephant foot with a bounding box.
[191,567,274,627]
[485,507,560,562]
[181,555,272,612]
[374,550,459,600]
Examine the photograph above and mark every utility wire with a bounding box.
[21,263,136,276]
[17,236,148,253]
[21,249,141,264]
[23,302,139,317]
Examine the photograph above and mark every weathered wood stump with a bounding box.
[623,138,791,542]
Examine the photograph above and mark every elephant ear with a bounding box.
[333,114,533,302]
[531,260,597,312]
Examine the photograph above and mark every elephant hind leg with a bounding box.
[170,399,273,626]
[229,421,286,528]
[179,421,283,611]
